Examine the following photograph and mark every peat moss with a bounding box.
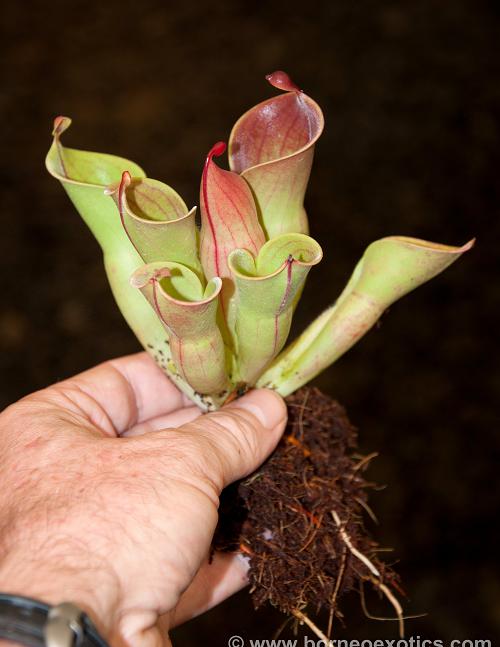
[214,388,401,631]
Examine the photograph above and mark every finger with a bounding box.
[50,352,191,435]
[122,406,202,437]
[181,389,287,487]
[119,553,247,644]
[169,552,249,628]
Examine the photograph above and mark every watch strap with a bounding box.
[0,594,108,647]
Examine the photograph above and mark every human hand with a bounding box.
[0,352,287,647]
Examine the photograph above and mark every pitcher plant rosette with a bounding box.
[46,71,474,412]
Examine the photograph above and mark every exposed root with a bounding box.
[360,582,427,638]
[272,616,293,641]
[332,510,380,577]
[293,609,332,645]
[297,389,310,434]
[367,576,405,638]
[355,496,379,524]
[327,546,347,636]
[350,452,379,478]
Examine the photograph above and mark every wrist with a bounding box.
[0,539,119,644]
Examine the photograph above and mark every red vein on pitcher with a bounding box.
[201,142,227,277]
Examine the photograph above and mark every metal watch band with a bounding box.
[0,594,109,647]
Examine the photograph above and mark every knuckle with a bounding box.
[129,428,224,493]
[173,429,225,481]
[215,410,261,457]
[191,409,262,469]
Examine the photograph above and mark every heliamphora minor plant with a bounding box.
[46,71,473,411]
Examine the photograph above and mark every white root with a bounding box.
[331,510,381,577]
[293,609,333,646]
[332,510,408,637]
[327,545,347,637]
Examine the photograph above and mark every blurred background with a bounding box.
[1,0,498,642]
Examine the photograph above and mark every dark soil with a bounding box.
[214,388,400,630]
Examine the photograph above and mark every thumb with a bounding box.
[179,389,287,487]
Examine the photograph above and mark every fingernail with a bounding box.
[230,388,287,430]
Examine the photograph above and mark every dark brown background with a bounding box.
[1,0,498,642]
